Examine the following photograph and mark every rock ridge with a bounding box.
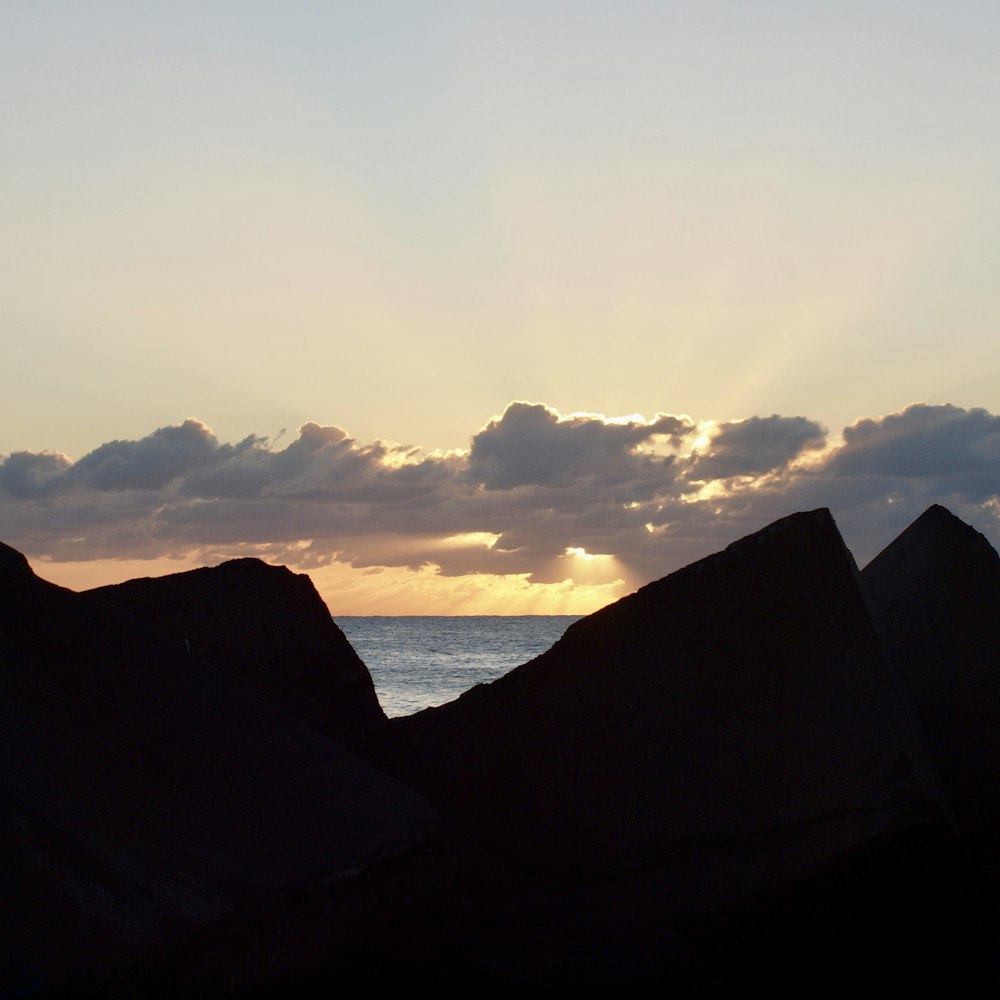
[5,501,1000,993]
[863,503,1000,851]
[0,548,442,994]
[356,506,947,979]
[90,557,385,741]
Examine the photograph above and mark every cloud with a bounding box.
[2,401,1000,603]
[467,401,693,490]
[178,435,275,499]
[0,450,71,498]
[691,415,826,480]
[70,419,220,491]
[828,403,1000,490]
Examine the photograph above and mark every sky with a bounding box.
[3,2,1000,613]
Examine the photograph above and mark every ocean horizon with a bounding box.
[336,615,582,718]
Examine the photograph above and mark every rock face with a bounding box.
[366,509,934,871]
[359,509,957,989]
[0,542,442,995]
[6,502,999,994]
[863,504,1000,848]
[90,559,385,741]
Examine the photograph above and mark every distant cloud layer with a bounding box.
[3,402,1000,596]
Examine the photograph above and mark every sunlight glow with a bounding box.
[680,479,730,504]
[441,532,500,549]
[632,434,684,459]
[686,420,718,457]
[376,444,424,469]
[788,437,839,471]
[311,559,629,615]
[547,547,632,591]
[566,410,647,426]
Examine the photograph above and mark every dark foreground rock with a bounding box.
[863,504,1000,853]
[89,558,385,742]
[0,542,444,996]
[357,509,989,991]
[6,501,1000,995]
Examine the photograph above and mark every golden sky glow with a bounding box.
[32,553,630,616]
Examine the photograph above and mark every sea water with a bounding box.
[336,616,582,718]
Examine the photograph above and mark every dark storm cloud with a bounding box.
[2,401,1000,589]
[691,415,827,480]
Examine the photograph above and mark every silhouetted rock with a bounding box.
[358,509,954,990]
[863,504,1000,850]
[7,502,996,995]
[0,542,443,995]
[90,558,385,741]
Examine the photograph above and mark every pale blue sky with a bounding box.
[4,1,999,458]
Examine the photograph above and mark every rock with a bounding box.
[366,509,936,872]
[862,504,1000,850]
[0,541,443,995]
[90,558,385,741]
[6,501,994,994]
[358,509,952,989]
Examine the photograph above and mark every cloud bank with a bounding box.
[3,402,1000,611]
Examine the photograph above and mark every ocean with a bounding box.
[336,615,582,718]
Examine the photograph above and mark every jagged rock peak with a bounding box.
[565,507,854,641]
[355,507,950,989]
[367,506,937,875]
[193,556,297,575]
[864,503,999,577]
[0,541,56,628]
[0,539,35,578]
[0,540,442,993]
[89,557,386,741]
[862,503,1000,849]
